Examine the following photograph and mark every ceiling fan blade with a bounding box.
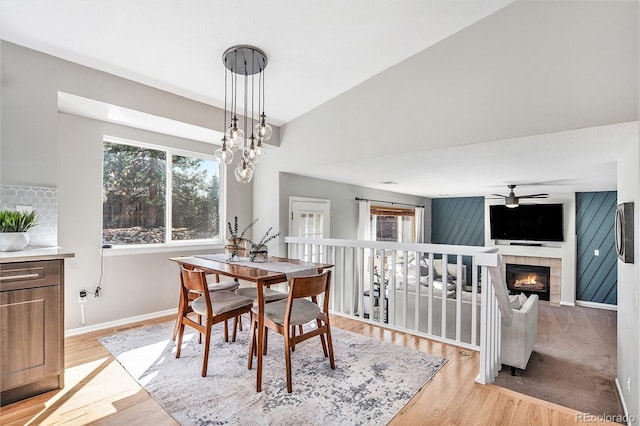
[519,193,549,198]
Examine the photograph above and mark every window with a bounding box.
[102,138,221,246]
[370,206,415,243]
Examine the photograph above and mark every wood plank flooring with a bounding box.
[0,314,618,425]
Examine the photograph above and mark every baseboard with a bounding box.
[575,300,618,311]
[559,301,576,307]
[65,308,177,337]
[614,378,631,425]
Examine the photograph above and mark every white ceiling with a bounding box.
[0,0,514,125]
[1,0,637,200]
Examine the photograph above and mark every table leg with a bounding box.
[256,281,264,392]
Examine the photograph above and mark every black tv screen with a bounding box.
[490,204,564,242]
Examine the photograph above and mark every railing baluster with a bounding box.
[455,255,462,342]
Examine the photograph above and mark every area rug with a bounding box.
[98,321,446,425]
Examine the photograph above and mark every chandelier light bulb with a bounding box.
[215,138,234,165]
[234,158,254,183]
[253,138,266,163]
[255,113,272,141]
[247,135,258,162]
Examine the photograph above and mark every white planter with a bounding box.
[0,232,30,251]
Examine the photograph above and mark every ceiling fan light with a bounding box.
[506,200,519,208]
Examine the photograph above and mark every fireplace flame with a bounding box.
[514,273,538,287]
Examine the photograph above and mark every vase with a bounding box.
[225,238,247,261]
[0,232,30,252]
[250,244,268,263]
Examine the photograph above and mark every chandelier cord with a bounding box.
[243,58,248,155]
[223,67,227,144]
[251,49,255,137]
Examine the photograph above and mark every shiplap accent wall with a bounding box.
[431,197,485,285]
[431,197,485,246]
[576,191,617,305]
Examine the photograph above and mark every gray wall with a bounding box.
[1,42,252,330]
[275,172,431,255]
[616,110,640,419]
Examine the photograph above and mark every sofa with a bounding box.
[501,293,539,374]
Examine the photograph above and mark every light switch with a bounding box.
[593,249,599,256]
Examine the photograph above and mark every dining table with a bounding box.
[169,254,333,392]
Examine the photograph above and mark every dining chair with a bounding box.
[175,266,254,377]
[247,270,335,393]
[172,271,240,341]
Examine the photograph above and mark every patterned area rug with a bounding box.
[98,321,446,425]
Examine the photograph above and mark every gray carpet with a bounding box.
[99,321,446,425]
[494,303,623,418]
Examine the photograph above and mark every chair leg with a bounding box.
[197,314,203,344]
[202,321,213,377]
[232,316,238,342]
[325,319,336,369]
[175,322,185,358]
[223,319,229,342]
[238,315,244,331]
[290,325,296,352]
[248,313,257,370]
[284,327,293,393]
[172,309,182,341]
[317,318,328,357]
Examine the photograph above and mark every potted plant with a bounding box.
[0,210,37,251]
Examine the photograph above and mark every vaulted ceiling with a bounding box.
[1,0,637,198]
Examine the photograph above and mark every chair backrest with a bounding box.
[288,270,332,310]
[180,266,208,293]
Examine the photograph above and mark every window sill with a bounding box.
[101,242,224,257]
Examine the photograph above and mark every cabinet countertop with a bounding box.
[0,247,76,263]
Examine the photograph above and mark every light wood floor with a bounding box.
[0,314,617,425]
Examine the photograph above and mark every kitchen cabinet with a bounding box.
[0,250,74,406]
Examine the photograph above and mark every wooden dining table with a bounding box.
[169,254,333,392]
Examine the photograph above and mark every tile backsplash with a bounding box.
[0,185,58,247]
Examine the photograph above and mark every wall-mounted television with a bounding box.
[490,203,564,242]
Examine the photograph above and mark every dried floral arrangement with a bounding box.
[227,216,258,242]
[249,227,280,250]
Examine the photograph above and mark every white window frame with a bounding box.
[102,136,226,255]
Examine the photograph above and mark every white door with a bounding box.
[289,197,330,260]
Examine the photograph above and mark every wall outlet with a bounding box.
[594,249,599,256]
[78,290,87,303]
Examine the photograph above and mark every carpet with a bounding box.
[98,321,446,425]
[494,303,623,418]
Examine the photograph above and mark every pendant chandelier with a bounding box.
[215,45,272,183]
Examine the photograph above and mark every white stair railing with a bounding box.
[285,236,509,381]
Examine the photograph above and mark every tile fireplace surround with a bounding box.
[501,255,562,305]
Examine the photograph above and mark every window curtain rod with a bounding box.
[355,197,424,209]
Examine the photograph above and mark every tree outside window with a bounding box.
[102,140,221,245]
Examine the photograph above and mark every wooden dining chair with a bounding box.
[248,270,335,392]
[172,271,240,341]
[175,266,254,377]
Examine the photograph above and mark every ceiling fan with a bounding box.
[491,185,549,208]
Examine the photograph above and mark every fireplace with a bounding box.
[505,263,550,301]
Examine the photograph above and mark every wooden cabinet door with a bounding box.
[1,265,62,392]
